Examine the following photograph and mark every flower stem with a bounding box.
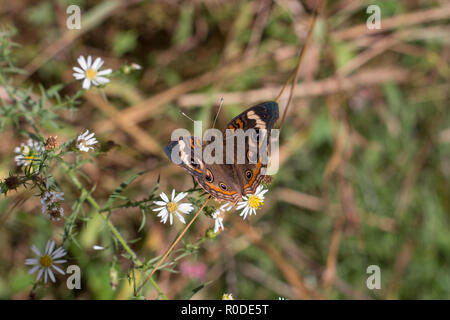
[135,196,211,295]
[61,163,167,299]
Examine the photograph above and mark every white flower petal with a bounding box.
[178,203,193,214]
[25,258,38,265]
[73,66,84,74]
[78,56,88,70]
[53,259,67,264]
[52,246,66,256]
[160,192,169,203]
[157,208,168,219]
[36,268,44,281]
[52,264,65,275]
[31,245,41,257]
[160,211,168,224]
[46,240,55,255]
[97,68,112,76]
[28,265,40,275]
[52,250,66,260]
[92,57,104,70]
[95,77,110,85]
[236,202,247,210]
[220,203,233,211]
[48,268,56,283]
[173,191,188,203]
[73,73,85,80]
[84,132,95,140]
[175,212,186,224]
[240,207,250,220]
[82,78,91,89]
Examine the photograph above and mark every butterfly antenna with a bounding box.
[277,1,324,130]
[179,109,195,123]
[212,97,224,129]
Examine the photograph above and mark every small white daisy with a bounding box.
[236,185,268,220]
[131,63,142,70]
[40,183,65,221]
[152,190,194,225]
[25,240,67,283]
[14,139,44,172]
[211,203,233,233]
[76,130,98,152]
[212,211,224,233]
[222,293,234,300]
[73,55,112,89]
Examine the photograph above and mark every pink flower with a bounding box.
[180,261,207,279]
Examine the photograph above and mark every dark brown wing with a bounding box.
[164,136,241,202]
[223,101,279,196]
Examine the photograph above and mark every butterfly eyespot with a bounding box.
[245,170,253,180]
[219,183,228,191]
[205,169,214,183]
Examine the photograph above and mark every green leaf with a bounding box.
[104,171,149,210]
[185,281,212,300]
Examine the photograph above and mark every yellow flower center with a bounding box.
[39,255,53,268]
[85,68,97,80]
[167,201,178,213]
[24,155,37,161]
[248,195,262,209]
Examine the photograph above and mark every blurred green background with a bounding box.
[0,0,449,299]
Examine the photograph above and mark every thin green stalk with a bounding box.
[61,163,167,299]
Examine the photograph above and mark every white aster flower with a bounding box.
[73,55,112,89]
[212,203,233,233]
[25,240,67,283]
[212,211,224,233]
[236,185,268,220]
[152,190,194,225]
[76,130,98,152]
[40,186,65,221]
[14,139,44,172]
[131,63,142,70]
[222,293,234,300]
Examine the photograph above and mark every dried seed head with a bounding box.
[4,175,20,190]
[45,136,59,151]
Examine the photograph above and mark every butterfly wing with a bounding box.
[164,136,241,202]
[224,101,279,133]
[164,101,279,202]
[223,101,279,196]
[164,136,204,179]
